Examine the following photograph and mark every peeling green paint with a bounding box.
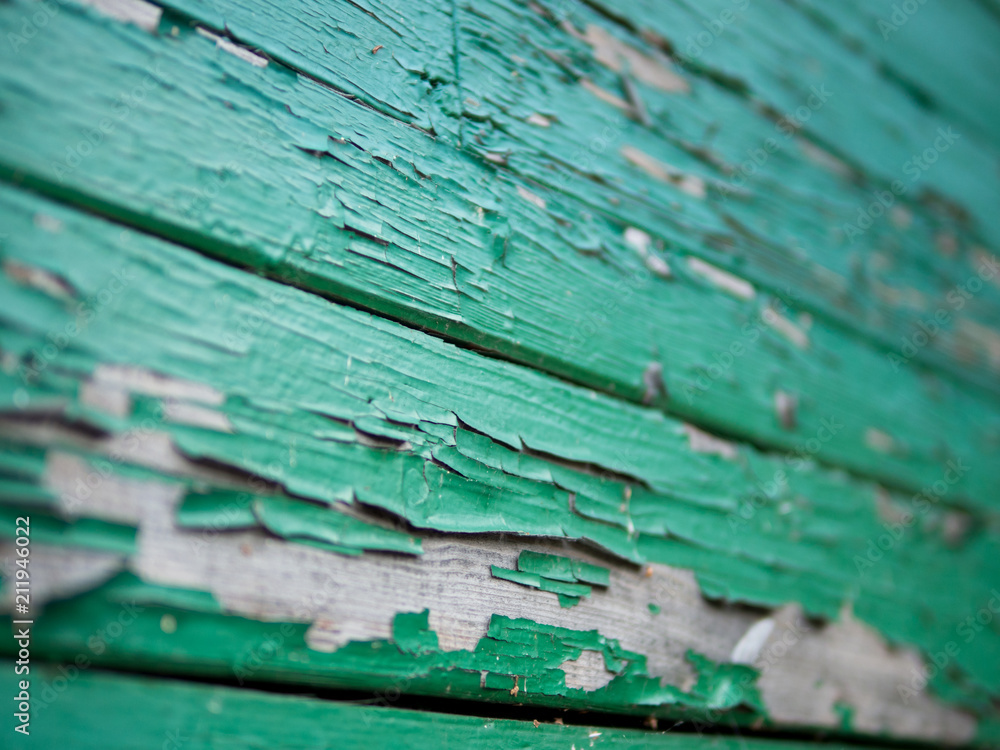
[570,559,612,588]
[491,552,610,607]
[176,489,258,531]
[178,490,422,555]
[392,609,440,656]
[0,572,764,723]
[252,496,397,555]
[0,505,136,555]
[0,182,998,729]
[536,574,590,605]
[490,566,544,589]
[0,0,999,741]
[152,0,1000,397]
[833,701,854,733]
[0,0,997,511]
[517,551,575,583]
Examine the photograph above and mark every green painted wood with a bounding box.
[0,185,998,738]
[157,0,1000,369]
[2,0,1000,744]
[574,0,1000,211]
[771,0,1000,148]
[0,661,894,749]
[0,0,999,510]
[2,573,769,725]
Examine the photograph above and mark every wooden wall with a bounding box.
[1,0,999,746]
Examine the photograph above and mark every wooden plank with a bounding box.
[0,187,997,742]
[2,0,1000,745]
[157,0,1000,375]
[788,0,1000,147]
[0,0,998,508]
[0,662,902,749]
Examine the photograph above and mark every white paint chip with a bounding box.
[581,24,688,93]
[196,27,269,68]
[79,0,162,31]
[33,213,64,233]
[625,228,671,278]
[730,617,775,664]
[865,427,895,454]
[580,78,630,110]
[80,381,132,418]
[683,424,737,460]
[773,390,797,430]
[686,257,755,300]
[561,649,615,691]
[624,227,651,255]
[765,307,809,349]
[621,145,706,199]
[516,185,547,210]
[94,364,225,405]
[4,259,74,299]
[162,400,233,432]
[644,254,672,279]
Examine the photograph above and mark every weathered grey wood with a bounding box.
[0,441,974,743]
